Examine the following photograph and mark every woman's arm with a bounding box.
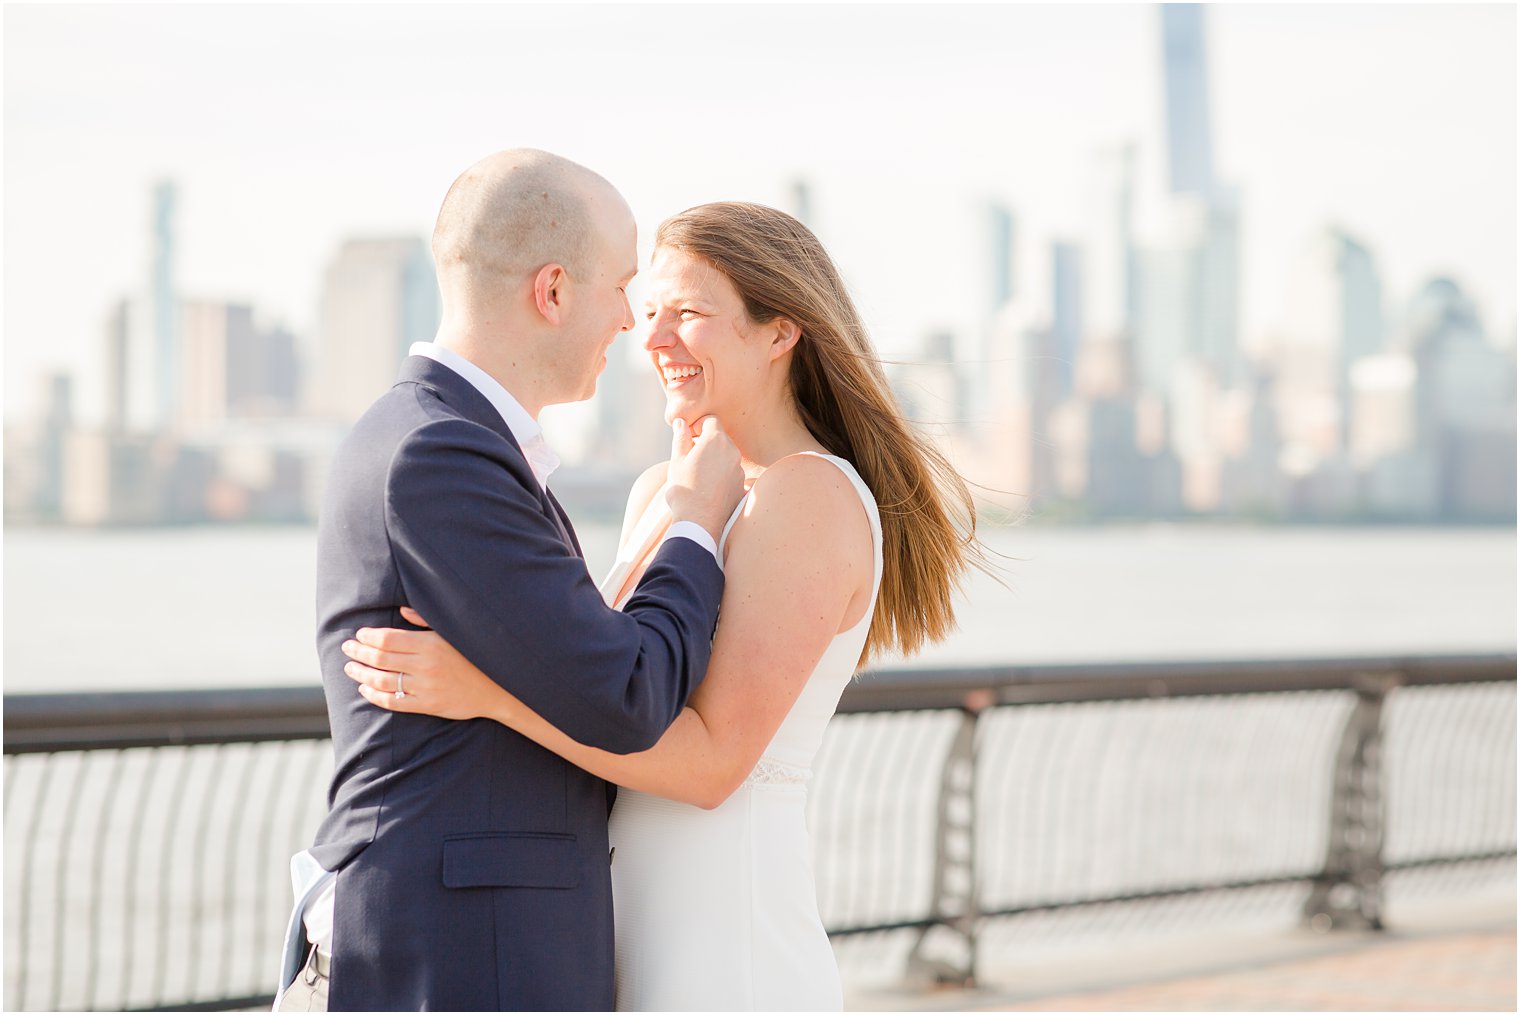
[343,454,874,809]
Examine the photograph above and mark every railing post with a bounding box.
[906,693,991,988]
[1303,671,1400,931]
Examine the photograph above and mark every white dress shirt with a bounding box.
[408,341,560,488]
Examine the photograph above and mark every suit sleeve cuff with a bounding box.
[664,520,721,568]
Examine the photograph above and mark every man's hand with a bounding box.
[665,416,745,543]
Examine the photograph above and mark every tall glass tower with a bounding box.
[125,180,180,431]
[1139,3,1242,388]
[150,180,179,425]
[1161,3,1215,197]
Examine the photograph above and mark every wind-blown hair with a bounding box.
[655,202,986,667]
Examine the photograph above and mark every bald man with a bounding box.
[284,151,743,1011]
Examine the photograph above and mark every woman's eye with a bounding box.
[679,309,699,319]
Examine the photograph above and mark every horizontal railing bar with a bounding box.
[1384,850,1519,871]
[135,992,276,1012]
[837,654,1517,712]
[826,850,1520,937]
[4,685,326,729]
[826,873,1324,936]
[6,654,1513,753]
[983,872,1325,916]
[6,720,333,754]
[817,917,940,937]
[4,687,330,753]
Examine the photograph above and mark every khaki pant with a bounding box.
[276,947,329,1012]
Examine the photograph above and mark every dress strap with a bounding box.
[794,454,884,620]
[716,490,753,559]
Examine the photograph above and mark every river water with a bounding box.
[3,522,1514,693]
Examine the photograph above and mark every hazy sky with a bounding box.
[5,3,1515,426]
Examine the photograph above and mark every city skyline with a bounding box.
[5,4,1515,430]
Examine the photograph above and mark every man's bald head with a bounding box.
[432,149,625,295]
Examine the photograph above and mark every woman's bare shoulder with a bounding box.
[753,452,858,497]
[738,453,868,544]
[619,460,672,548]
[630,460,671,502]
[722,453,874,632]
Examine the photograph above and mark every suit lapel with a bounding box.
[397,356,577,554]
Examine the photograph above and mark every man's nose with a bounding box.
[619,295,635,333]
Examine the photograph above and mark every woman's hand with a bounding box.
[341,607,526,722]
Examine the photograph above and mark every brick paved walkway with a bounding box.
[986,929,1515,1012]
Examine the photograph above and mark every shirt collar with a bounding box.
[408,342,560,488]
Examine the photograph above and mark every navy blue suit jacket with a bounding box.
[311,356,723,1010]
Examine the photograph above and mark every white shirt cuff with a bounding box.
[665,520,721,567]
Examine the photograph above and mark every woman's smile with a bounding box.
[660,362,704,388]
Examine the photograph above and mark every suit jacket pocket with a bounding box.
[440,831,581,889]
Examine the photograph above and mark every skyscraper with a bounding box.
[1402,278,1516,518]
[1406,278,1510,435]
[150,181,178,424]
[1084,143,1137,345]
[983,201,1015,314]
[1161,3,1215,198]
[103,298,130,432]
[123,181,180,430]
[1134,219,1196,395]
[1196,187,1241,375]
[229,320,298,417]
[1073,144,1138,404]
[1049,241,1082,401]
[1277,226,1386,458]
[180,301,298,427]
[970,200,1018,426]
[1138,4,1242,394]
[310,237,440,423]
[1135,188,1241,389]
[180,300,253,428]
[1282,228,1384,372]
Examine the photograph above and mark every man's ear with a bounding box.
[769,318,802,361]
[533,264,570,324]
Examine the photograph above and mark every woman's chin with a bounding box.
[663,399,699,428]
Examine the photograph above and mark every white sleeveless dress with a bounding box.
[598,452,883,1012]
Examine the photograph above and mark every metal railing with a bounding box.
[4,654,1515,1010]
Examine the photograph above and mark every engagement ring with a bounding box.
[395,672,408,699]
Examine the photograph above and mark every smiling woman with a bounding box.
[642,246,787,426]
[650,201,991,663]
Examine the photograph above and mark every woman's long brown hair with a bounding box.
[655,202,988,668]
